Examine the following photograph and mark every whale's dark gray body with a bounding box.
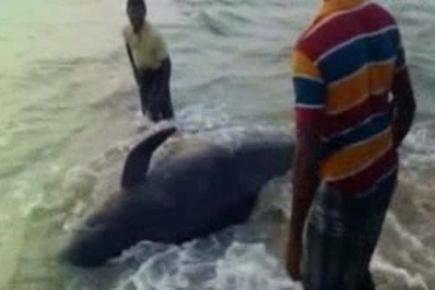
[62,126,295,267]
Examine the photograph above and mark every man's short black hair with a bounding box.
[127,0,146,11]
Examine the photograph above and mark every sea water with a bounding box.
[0,0,434,289]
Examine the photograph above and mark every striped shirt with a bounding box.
[292,0,406,195]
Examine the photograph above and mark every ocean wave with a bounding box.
[402,121,435,171]
[112,240,300,290]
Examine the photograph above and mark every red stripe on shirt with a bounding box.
[298,3,396,61]
[295,107,325,131]
[323,92,390,138]
[329,148,398,195]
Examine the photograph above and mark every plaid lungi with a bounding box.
[302,169,398,290]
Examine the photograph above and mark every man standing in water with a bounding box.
[287,0,416,289]
[124,0,174,122]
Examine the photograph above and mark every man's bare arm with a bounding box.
[391,68,416,148]
[126,43,141,85]
[286,122,322,280]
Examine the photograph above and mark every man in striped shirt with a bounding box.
[286,0,416,289]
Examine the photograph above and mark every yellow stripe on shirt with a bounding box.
[292,50,323,81]
[320,128,393,180]
[326,61,395,114]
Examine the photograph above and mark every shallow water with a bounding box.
[0,0,434,289]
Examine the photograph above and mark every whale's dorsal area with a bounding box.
[121,125,177,188]
[148,133,220,173]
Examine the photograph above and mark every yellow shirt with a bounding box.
[123,22,168,70]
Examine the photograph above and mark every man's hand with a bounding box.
[286,235,303,281]
[134,70,142,86]
[391,67,416,148]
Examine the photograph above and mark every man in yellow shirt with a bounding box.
[124,0,174,122]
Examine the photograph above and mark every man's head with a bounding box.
[127,0,147,33]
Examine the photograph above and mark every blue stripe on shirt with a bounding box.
[322,112,391,158]
[293,77,325,106]
[319,29,400,83]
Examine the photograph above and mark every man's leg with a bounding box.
[139,86,148,116]
[302,170,398,290]
[358,271,375,290]
[139,71,152,117]
[159,57,174,120]
[302,203,349,290]
[147,94,161,122]
[146,72,162,122]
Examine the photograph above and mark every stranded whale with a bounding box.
[62,125,295,267]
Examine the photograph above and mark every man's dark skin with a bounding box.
[124,2,174,121]
[286,68,416,280]
[126,5,146,86]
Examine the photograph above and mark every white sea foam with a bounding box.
[1,0,434,289]
[373,257,429,290]
[112,239,301,290]
[175,103,231,132]
[402,122,435,171]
